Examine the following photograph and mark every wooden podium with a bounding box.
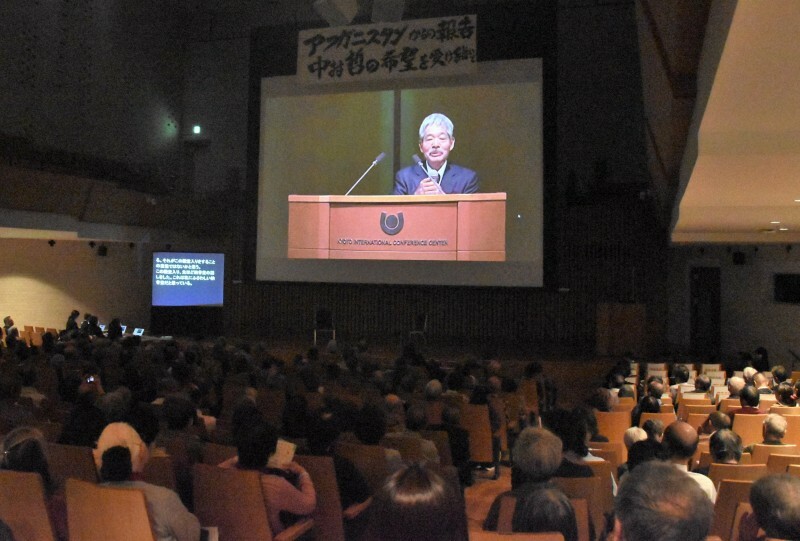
[287,193,506,261]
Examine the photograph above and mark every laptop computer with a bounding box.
[132,328,145,336]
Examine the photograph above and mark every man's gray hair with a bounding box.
[512,427,563,481]
[763,413,787,439]
[419,113,454,141]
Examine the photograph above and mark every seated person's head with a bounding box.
[543,409,589,458]
[366,463,463,541]
[162,394,195,430]
[749,474,800,541]
[618,384,636,398]
[699,411,731,435]
[512,427,563,483]
[355,404,388,445]
[663,421,699,461]
[610,461,713,541]
[623,427,647,450]
[424,379,443,400]
[647,380,664,399]
[739,385,760,408]
[626,439,664,472]
[727,376,745,397]
[237,420,278,470]
[442,406,461,427]
[642,419,665,442]
[743,367,757,384]
[672,365,690,384]
[762,413,787,443]
[753,372,769,389]
[0,427,54,490]
[99,446,133,482]
[639,396,661,414]
[512,487,577,541]
[231,397,264,445]
[709,429,742,464]
[586,388,614,412]
[775,381,795,406]
[771,365,788,384]
[94,422,149,473]
[694,374,711,392]
[306,411,341,455]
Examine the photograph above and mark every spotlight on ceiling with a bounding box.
[313,0,358,27]
[371,0,405,22]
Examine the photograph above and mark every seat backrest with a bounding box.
[638,411,677,428]
[553,476,604,537]
[142,454,177,491]
[750,444,799,465]
[681,404,716,421]
[192,463,274,541]
[731,414,768,447]
[201,442,238,466]
[594,412,630,443]
[0,470,56,541]
[789,464,800,477]
[719,399,742,414]
[420,429,453,466]
[769,405,800,416]
[468,532,565,541]
[47,443,98,483]
[687,413,710,431]
[708,464,768,489]
[784,415,800,446]
[380,434,428,463]
[461,403,494,463]
[766,453,800,474]
[710,480,753,541]
[295,455,345,541]
[334,441,392,494]
[66,478,156,541]
[588,447,621,479]
[729,502,757,541]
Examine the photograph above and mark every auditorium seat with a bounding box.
[47,443,98,483]
[766,453,800,474]
[66,478,156,541]
[193,463,313,541]
[708,464,768,489]
[731,414,768,448]
[0,470,57,541]
[710,479,753,541]
[749,444,798,465]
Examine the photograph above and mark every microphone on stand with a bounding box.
[345,152,386,196]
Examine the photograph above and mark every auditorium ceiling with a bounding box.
[668,0,800,244]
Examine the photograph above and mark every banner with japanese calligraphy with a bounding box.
[297,15,477,83]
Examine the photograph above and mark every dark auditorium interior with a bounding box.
[3,1,800,540]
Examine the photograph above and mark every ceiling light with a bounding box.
[779,227,789,231]
[770,221,781,224]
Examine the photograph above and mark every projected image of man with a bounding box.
[393,113,479,195]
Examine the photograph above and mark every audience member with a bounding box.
[617,427,648,478]
[662,421,716,502]
[0,373,36,433]
[437,405,472,487]
[2,316,19,352]
[726,376,745,399]
[99,446,200,541]
[607,461,713,541]
[771,364,789,385]
[152,394,205,508]
[642,418,665,443]
[221,419,316,535]
[512,487,578,541]
[0,427,67,540]
[59,372,107,447]
[354,403,404,472]
[631,395,660,428]
[774,381,796,406]
[743,413,789,454]
[94,421,150,474]
[697,410,731,441]
[694,429,742,475]
[727,385,766,419]
[363,463,467,541]
[381,402,440,464]
[753,372,772,395]
[741,474,800,541]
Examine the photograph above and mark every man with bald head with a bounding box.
[663,421,717,502]
[726,376,745,399]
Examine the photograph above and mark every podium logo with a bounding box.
[380,212,404,235]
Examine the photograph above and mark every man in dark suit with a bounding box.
[393,113,479,195]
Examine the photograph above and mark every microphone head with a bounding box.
[374,152,386,163]
[412,154,423,165]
